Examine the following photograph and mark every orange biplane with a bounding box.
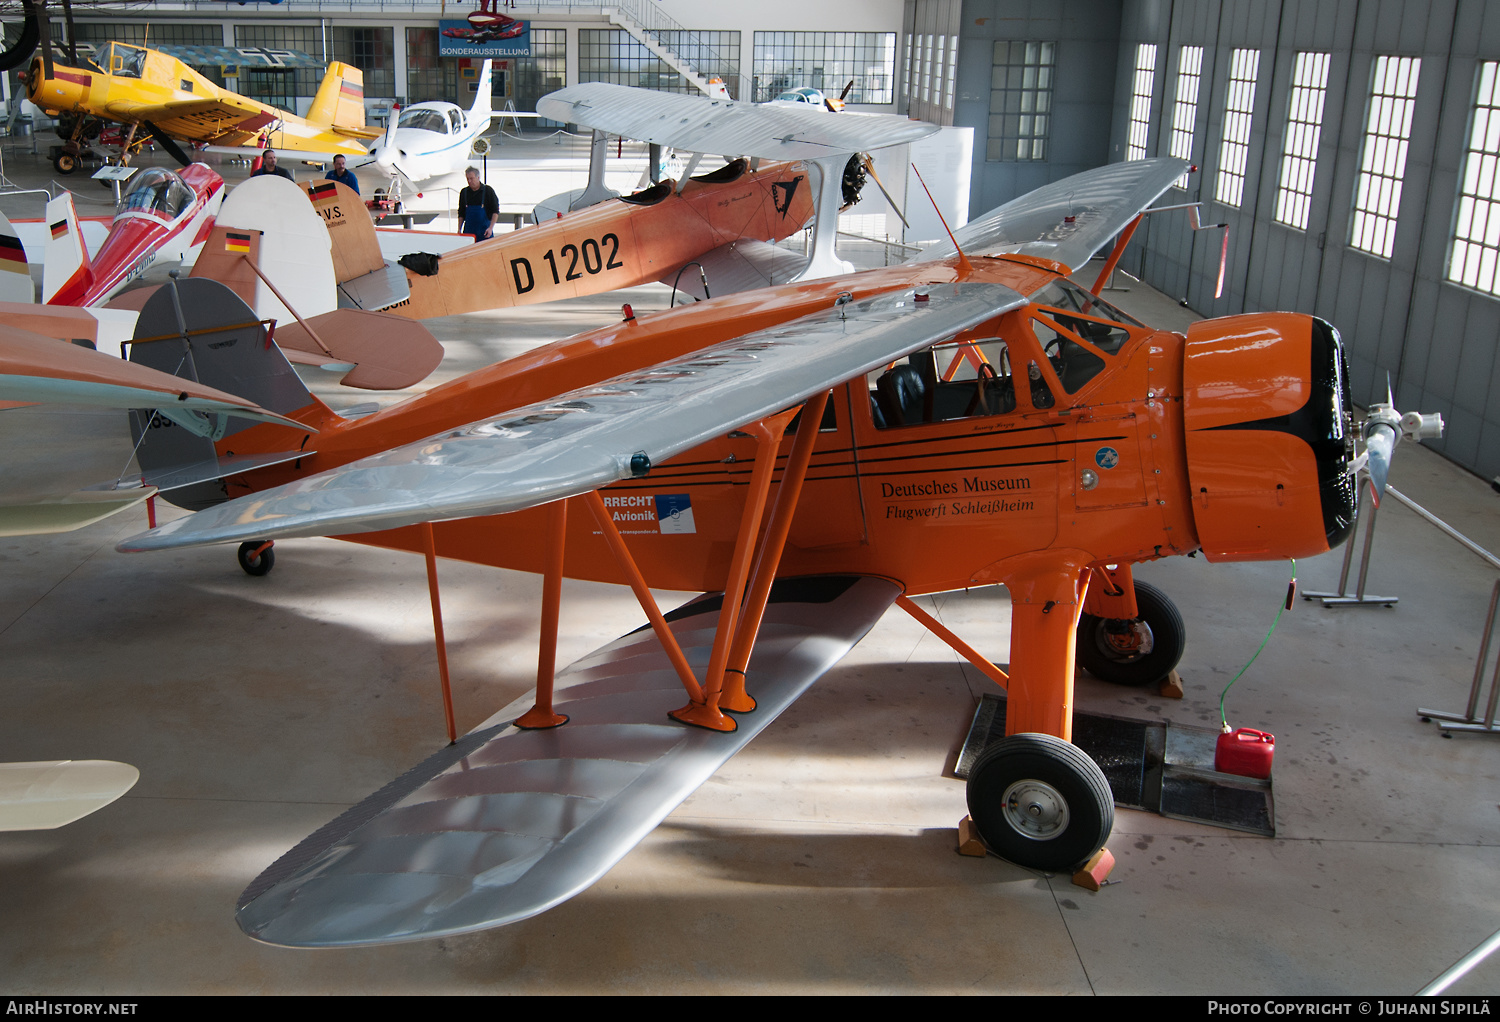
[113,156,1435,948]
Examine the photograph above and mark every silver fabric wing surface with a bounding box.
[912,158,1190,274]
[536,82,938,159]
[236,575,901,947]
[118,282,1025,553]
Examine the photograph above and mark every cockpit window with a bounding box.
[1030,315,1107,394]
[397,108,452,133]
[776,88,824,104]
[868,339,1026,428]
[105,43,145,79]
[116,168,194,220]
[1028,279,1143,327]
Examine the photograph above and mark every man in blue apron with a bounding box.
[458,166,499,243]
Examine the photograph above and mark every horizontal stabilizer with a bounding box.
[0,760,139,832]
[0,489,153,537]
[911,157,1190,274]
[660,239,809,302]
[235,575,900,947]
[0,327,310,430]
[118,281,1026,552]
[537,82,938,160]
[273,308,441,390]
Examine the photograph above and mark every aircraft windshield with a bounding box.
[397,108,451,133]
[116,168,195,220]
[104,42,146,79]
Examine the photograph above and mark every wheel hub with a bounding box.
[1099,618,1154,659]
[1000,778,1070,840]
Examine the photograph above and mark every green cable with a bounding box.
[1218,558,1297,731]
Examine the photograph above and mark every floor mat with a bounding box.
[955,693,1274,836]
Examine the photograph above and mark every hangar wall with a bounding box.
[952,0,1124,217]
[1116,0,1500,481]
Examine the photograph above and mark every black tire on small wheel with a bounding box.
[966,732,1114,872]
[53,152,76,174]
[1075,578,1185,686]
[237,541,275,577]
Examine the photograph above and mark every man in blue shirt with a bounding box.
[325,153,359,194]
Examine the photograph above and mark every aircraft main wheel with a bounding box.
[1075,579,1185,686]
[966,733,1114,872]
[53,152,76,174]
[237,541,275,577]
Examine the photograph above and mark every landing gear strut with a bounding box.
[966,732,1114,872]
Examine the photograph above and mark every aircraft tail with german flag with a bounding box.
[306,61,370,134]
[41,193,92,306]
[0,210,33,303]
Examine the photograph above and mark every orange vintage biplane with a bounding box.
[113,155,1432,949]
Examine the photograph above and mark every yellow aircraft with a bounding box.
[21,41,381,173]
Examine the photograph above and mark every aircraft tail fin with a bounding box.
[469,59,494,122]
[41,193,92,305]
[0,208,34,303]
[306,61,368,130]
[126,277,336,512]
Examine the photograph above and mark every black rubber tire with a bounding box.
[1075,578,1185,686]
[966,732,1114,872]
[52,152,75,174]
[237,542,275,577]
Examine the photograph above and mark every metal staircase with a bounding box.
[600,1,738,97]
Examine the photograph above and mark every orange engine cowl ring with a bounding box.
[1180,313,1356,562]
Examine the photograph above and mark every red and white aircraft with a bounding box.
[42,163,224,309]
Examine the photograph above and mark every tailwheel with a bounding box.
[1076,579,1185,686]
[966,733,1114,872]
[237,541,275,577]
[53,152,77,174]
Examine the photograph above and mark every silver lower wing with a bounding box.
[236,574,901,948]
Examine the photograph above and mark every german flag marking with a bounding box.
[339,82,363,100]
[49,220,67,240]
[309,182,338,200]
[224,232,252,254]
[0,235,26,273]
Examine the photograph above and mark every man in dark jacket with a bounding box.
[458,166,499,242]
[251,149,293,181]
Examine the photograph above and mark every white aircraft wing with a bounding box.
[912,157,1190,274]
[235,574,900,947]
[118,282,1025,553]
[535,82,938,159]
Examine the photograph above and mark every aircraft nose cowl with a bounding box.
[1180,313,1356,562]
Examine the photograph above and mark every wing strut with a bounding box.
[555,394,829,734]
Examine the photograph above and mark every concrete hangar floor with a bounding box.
[0,142,1497,995]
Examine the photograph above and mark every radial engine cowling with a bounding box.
[1181,313,1356,562]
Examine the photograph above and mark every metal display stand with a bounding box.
[1302,487,1398,607]
[1420,578,1500,736]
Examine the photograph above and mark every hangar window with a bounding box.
[1214,48,1261,208]
[1274,52,1331,231]
[1126,44,1157,161]
[1447,61,1500,296]
[987,41,1054,162]
[1168,45,1204,189]
[585,29,741,98]
[1350,55,1421,259]
[903,30,957,125]
[753,32,896,104]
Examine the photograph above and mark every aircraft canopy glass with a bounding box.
[102,42,146,79]
[116,168,195,220]
[397,108,452,133]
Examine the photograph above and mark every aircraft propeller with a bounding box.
[1357,376,1444,507]
[142,121,192,168]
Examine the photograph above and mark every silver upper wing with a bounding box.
[536,82,938,159]
[118,282,1025,553]
[912,158,1190,274]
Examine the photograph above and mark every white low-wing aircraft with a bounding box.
[364,59,496,188]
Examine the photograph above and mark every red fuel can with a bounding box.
[1215,727,1275,779]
